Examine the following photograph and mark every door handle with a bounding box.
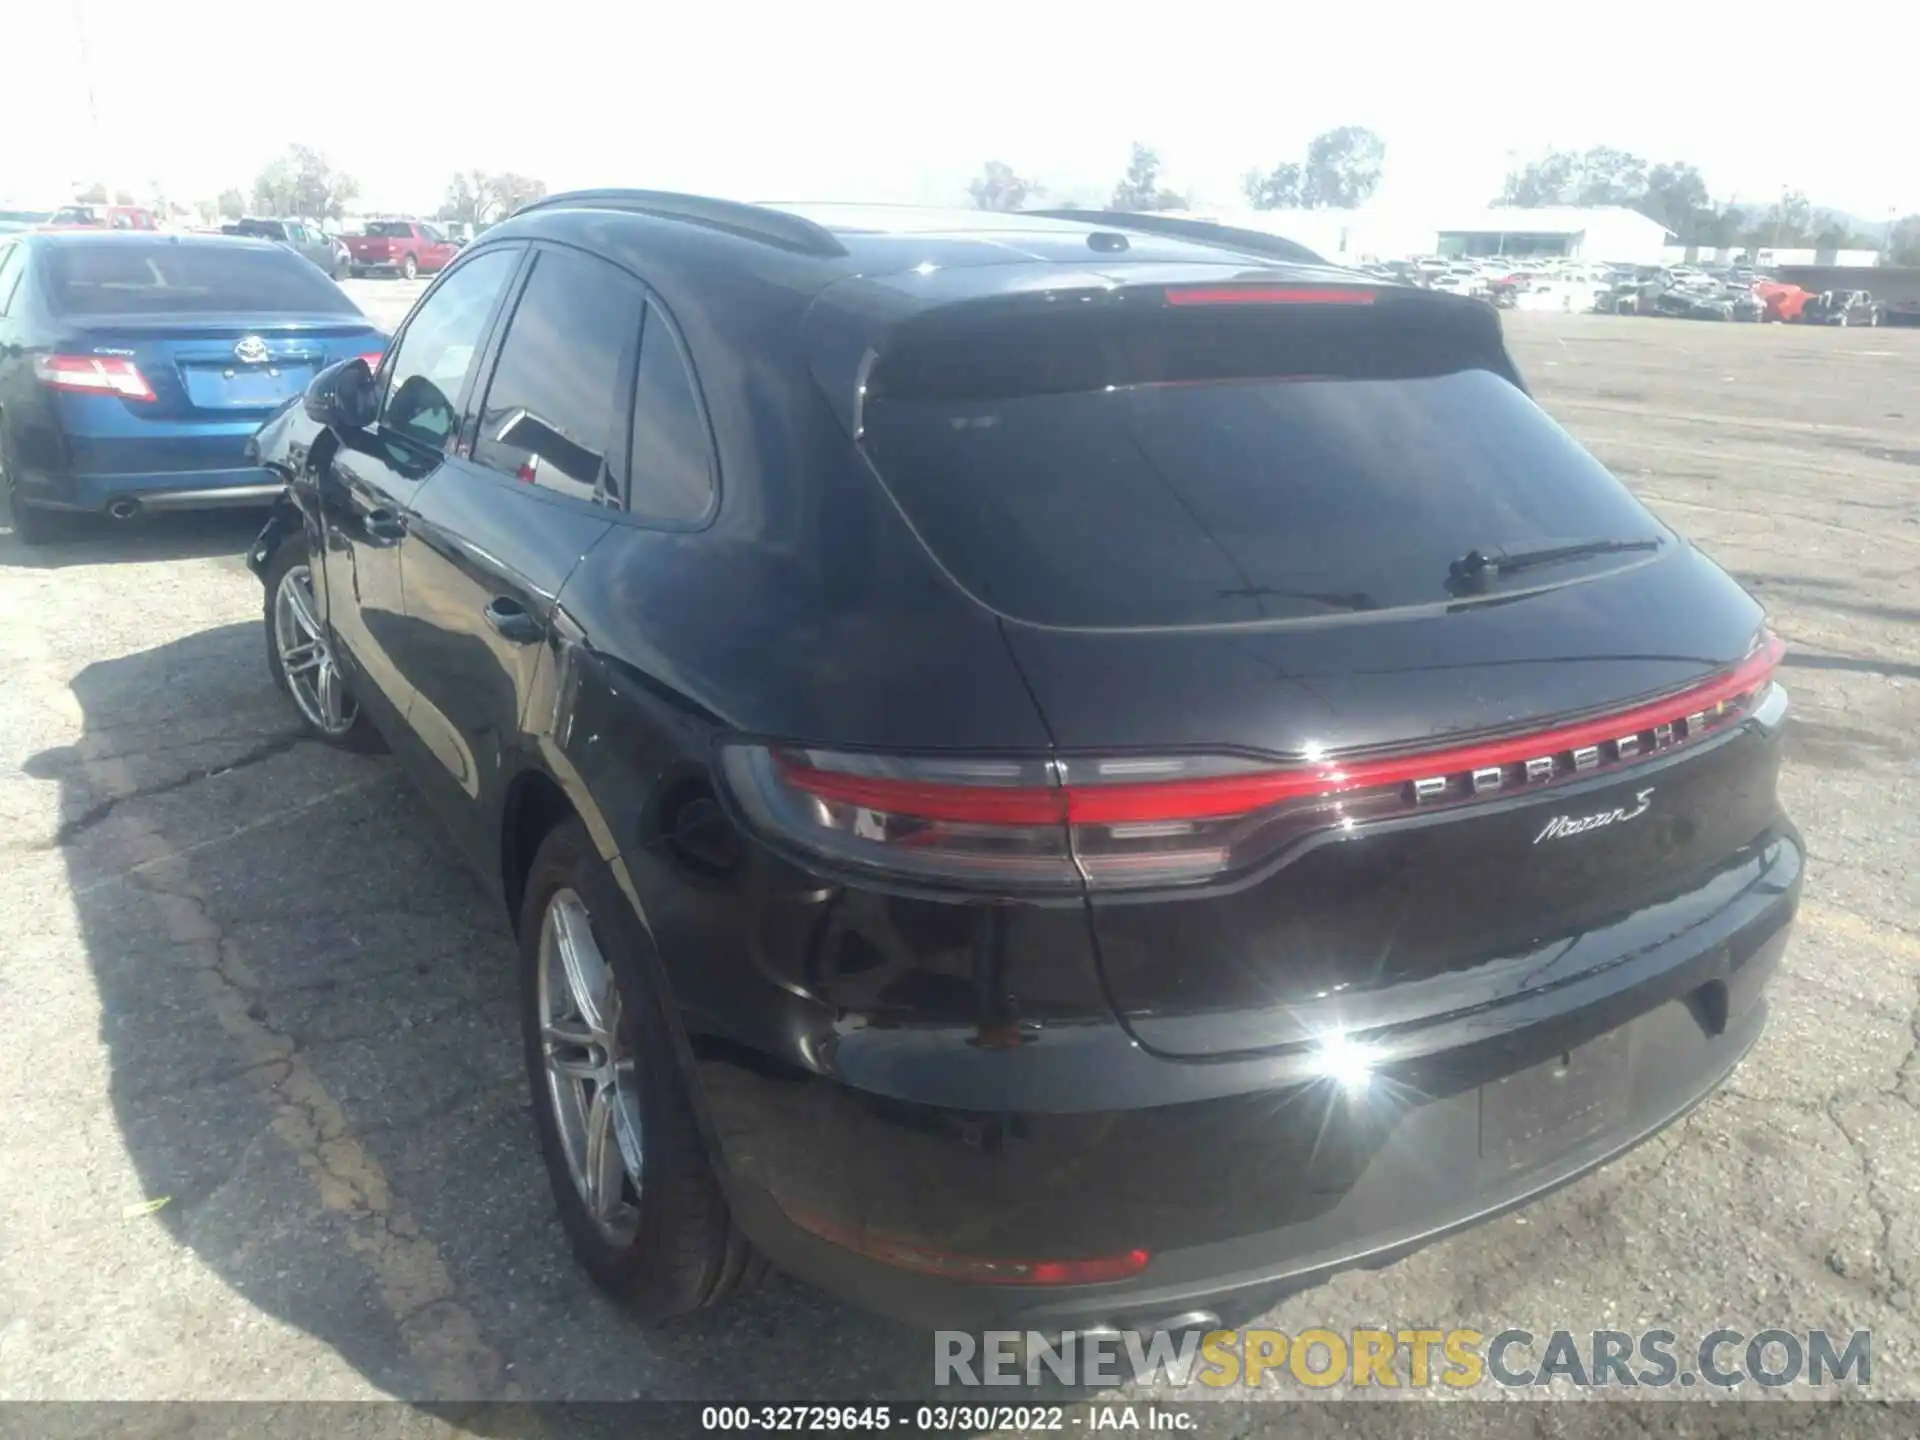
[363,507,407,543]
[483,596,545,645]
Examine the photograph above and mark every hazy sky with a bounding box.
[4,2,1915,221]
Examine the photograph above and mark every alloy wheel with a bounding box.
[538,888,646,1244]
[273,563,359,736]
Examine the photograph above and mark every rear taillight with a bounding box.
[720,632,1787,895]
[34,354,156,401]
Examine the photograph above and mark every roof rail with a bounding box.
[510,189,847,258]
[1025,209,1326,266]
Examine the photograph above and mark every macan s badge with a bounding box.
[1534,788,1657,844]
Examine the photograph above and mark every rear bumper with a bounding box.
[702,827,1800,1333]
[16,463,283,514]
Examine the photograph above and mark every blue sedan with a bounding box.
[0,230,386,544]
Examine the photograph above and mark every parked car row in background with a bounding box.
[221,218,352,279]
[1353,254,1909,326]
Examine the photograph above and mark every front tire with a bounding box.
[401,253,419,280]
[519,818,764,1323]
[261,540,382,751]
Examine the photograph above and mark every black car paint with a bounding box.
[249,201,1799,1330]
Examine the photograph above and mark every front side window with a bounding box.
[379,247,518,453]
[472,248,643,503]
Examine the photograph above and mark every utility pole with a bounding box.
[71,0,102,196]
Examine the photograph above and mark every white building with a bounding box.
[1154,204,1674,266]
[1431,207,1673,265]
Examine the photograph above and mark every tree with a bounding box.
[1243,162,1303,210]
[439,170,548,228]
[1497,151,1578,207]
[1110,143,1185,212]
[1302,126,1384,208]
[490,172,547,221]
[1754,191,1815,248]
[217,189,246,220]
[1499,146,1646,207]
[1499,148,1740,241]
[1245,126,1386,210]
[1700,204,1751,249]
[253,145,360,220]
[1889,215,1920,267]
[1640,162,1712,240]
[75,182,108,203]
[968,161,1041,212]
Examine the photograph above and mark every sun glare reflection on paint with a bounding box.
[1311,1031,1384,1095]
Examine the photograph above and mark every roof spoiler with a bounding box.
[1025,210,1328,266]
[510,189,848,258]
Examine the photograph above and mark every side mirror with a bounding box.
[304,357,378,431]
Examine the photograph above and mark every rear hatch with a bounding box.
[853,279,1784,1056]
[42,242,379,423]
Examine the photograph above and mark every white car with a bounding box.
[1512,280,1603,313]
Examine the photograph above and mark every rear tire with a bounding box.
[518,818,765,1323]
[261,539,383,752]
[0,426,65,547]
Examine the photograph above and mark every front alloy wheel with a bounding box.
[274,562,358,736]
[538,888,647,1245]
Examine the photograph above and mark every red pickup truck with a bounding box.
[345,220,460,279]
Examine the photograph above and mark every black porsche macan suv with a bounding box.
[246,193,1800,1333]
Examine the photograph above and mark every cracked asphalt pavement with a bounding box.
[0,291,1916,1415]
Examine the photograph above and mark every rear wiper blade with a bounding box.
[1447,538,1662,593]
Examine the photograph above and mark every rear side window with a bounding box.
[41,242,359,317]
[366,221,414,238]
[379,247,518,453]
[626,302,717,524]
[472,249,644,503]
[859,300,1665,628]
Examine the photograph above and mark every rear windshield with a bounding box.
[365,221,414,237]
[41,243,358,317]
[860,303,1666,628]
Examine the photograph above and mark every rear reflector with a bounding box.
[1164,286,1376,307]
[785,1205,1150,1286]
[719,631,1786,895]
[34,354,156,401]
